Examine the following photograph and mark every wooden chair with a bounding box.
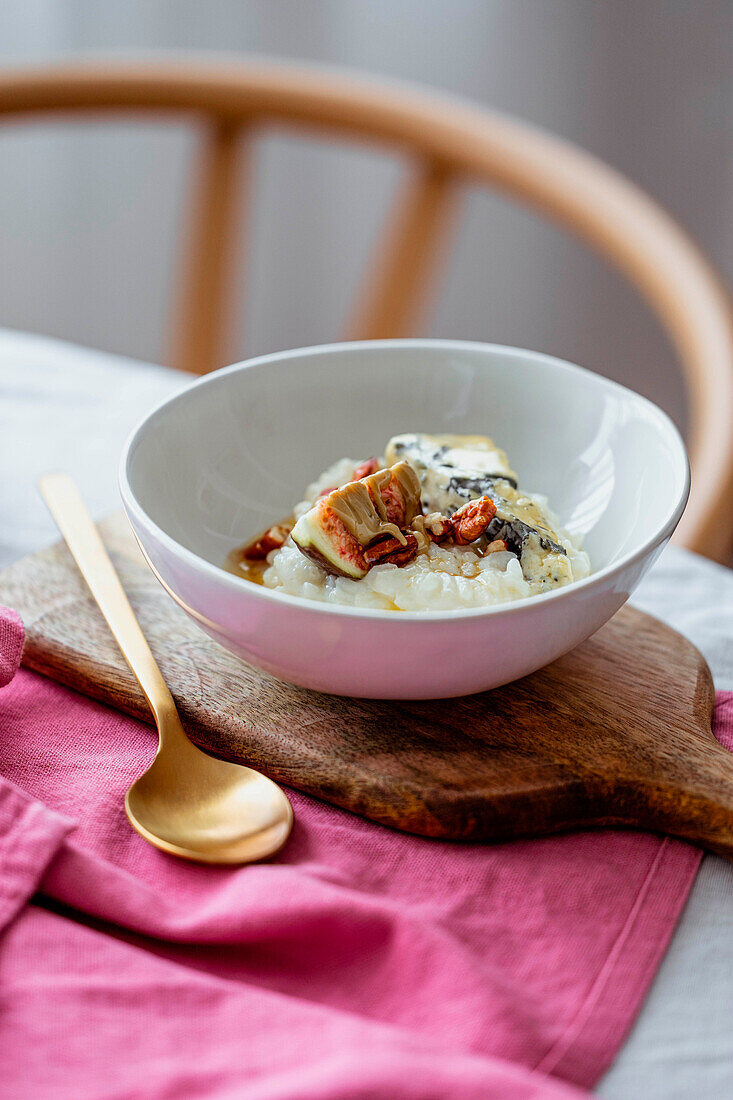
[0,58,731,561]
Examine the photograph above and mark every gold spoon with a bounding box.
[39,473,293,864]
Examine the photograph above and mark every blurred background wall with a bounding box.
[1,0,731,432]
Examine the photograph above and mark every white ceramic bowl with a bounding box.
[120,340,689,699]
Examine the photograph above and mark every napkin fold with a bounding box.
[0,604,728,1099]
[0,604,23,686]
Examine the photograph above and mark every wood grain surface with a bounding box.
[2,512,732,856]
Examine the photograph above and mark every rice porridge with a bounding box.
[226,433,591,612]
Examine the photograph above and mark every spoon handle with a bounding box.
[38,474,177,729]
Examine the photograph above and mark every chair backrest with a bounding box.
[1,58,732,561]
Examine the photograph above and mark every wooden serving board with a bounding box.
[3,513,733,857]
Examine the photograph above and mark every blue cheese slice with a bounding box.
[385,432,516,515]
[385,432,572,588]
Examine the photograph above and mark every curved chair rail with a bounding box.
[0,59,731,559]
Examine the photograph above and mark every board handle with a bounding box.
[639,734,733,860]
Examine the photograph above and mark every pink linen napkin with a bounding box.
[0,604,728,1099]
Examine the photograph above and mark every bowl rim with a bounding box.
[119,338,691,623]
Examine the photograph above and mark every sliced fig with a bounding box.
[365,461,422,528]
[291,498,368,579]
[291,461,423,579]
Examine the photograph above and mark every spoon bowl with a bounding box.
[125,715,293,863]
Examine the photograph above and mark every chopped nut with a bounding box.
[423,512,453,543]
[450,497,498,545]
[364,530,419,567]
[242,523,292,560]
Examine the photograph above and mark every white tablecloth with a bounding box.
[2,329,732,1098]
